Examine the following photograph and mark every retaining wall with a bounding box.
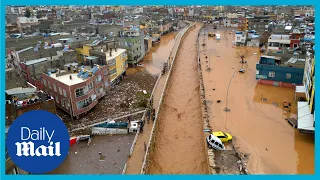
[196,24,216,174]
[140,21,195,174]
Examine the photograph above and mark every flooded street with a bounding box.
[147,23,209,174]
[127,31,179,76]
[199,25,314,174]
[51,135,135,174]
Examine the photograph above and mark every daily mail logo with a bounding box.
[16,127,61,157]
[6,110,70,174]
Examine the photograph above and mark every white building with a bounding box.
[235,31,247,45]
[267,34,291,53]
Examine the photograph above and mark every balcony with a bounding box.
[75,99,98,116]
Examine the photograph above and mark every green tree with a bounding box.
[24,8,31,18]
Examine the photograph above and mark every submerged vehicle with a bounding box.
[212,132,233,143]
[206,134,225,150]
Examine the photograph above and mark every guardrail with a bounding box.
[140,21,196,174]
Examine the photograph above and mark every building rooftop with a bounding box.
[6,87,37,96]
[269,34,291,40]
[49,64,104,86]
[23,58,48,66]
[50,71,85,86]
[96,48,127,61]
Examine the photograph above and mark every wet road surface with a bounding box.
[127,31,179,76]
[147,23,209,174]
[51,135,134,174]
[199,25,314,174]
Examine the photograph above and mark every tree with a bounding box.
[25,8,31,18]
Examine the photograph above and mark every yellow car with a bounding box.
[212,132,233,143]
[208,33,215,37]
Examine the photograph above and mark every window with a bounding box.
[88,82,94,90]
[61,99,65,107]
[108,59,116,66]
[237,37,240,40]
[48,82,51,89]
[75,88,84,98]
[43,79,47,86]
[96,75,102,83]
[76,97,93,110]
[293,43,298,48]
[53,84,57,91]
[110,68,117,75]
[63,89,67,97]
[269,71,275,78]
[104,70,108,76]
[55,96,59,103]
[286,73,291,79]
[59,87,62,95]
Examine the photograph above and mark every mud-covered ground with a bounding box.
[57,70,157,130]
[50,135,135,174]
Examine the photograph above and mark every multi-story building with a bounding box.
[247,15,270,33]
[290,29,305,49]
[117,29,145,65]
[267,34,291,53]
[42,63,109,119]
[77,40,128,85]
[237,17,247,31]
[256,55,305,87]
[295,53,315,134]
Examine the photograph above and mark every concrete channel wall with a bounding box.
[196,24,216,174]
[121,25,188,175]
[140,21,195,174]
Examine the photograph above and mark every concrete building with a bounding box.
[77,40,128,85]
[256,55,305,87]
[267,34,291,53]
[295,53,315,133]
[247,16,270,33]
[42,63,109,118]
[117,29,145,65]
[234,31,247,46]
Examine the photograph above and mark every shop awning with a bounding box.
[297,101,315,132]
[295,85,306,93]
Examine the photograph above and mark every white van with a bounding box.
[206,134,225,150]
[216,34,221,40]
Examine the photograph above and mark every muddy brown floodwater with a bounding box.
[199,25,314,174]
[126,31,179,76]
[147,23,209,174]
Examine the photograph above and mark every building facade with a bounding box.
[256,55,305,87]
[295,54,315,133]
[42,64,109,118]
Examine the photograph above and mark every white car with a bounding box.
[206,134,225,150]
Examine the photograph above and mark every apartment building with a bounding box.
[42,63,109,118]
[267,34,291,53]
[295,53,315,134]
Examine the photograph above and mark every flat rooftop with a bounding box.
[50,71,85,86]
[269,34,291,40]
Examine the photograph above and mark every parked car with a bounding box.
[206,134,225,150]
[212,132,233,142]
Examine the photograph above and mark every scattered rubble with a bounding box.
[57,70,157,130]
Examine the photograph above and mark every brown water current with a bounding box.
[127,31,178,76]
[148,23,209,174]
[199,25,314,174]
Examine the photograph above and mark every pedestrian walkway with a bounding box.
[125,25,189,174]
